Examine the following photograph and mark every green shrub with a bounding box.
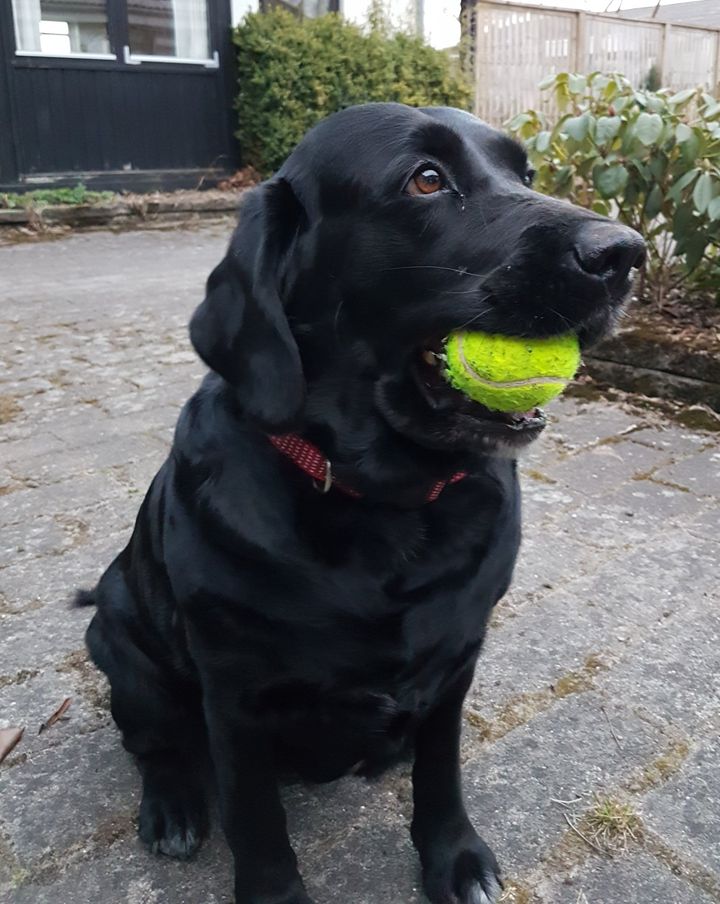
[0,184,114,209]
[507,73,720,304]
[234,9,471,176]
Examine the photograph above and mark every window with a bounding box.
[127,0,210,61]
[12,0,111,55]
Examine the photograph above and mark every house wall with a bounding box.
[0,0,239,190]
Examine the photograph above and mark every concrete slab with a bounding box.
[1,224,718,904]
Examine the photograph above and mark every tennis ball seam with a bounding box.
[443,330,581,413]
[456,335,569,389]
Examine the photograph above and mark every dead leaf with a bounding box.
[0,727,24,764]
[38,697,72,734]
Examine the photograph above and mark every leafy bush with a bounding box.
[507,73,720,304]
[0,184,114,209]
[234,9,471,176]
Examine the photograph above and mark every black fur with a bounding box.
[81,104,644,904]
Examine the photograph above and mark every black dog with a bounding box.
[79,104,644,904]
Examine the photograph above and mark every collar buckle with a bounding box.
[313,459,333,494]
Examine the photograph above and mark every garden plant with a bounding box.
[234,8,470,176]
[508,73,720,304]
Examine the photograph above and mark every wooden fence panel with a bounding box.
[666,26,717,91]
[474,0,720,125]
[584,17,662,87]
[475,3,575,124]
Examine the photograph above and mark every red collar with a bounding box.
[268,433,466,503]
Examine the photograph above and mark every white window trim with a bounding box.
[15,49,117,60]
[123,46,219,68]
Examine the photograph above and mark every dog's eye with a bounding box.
[523,168,536,187]
[408,167,444,196]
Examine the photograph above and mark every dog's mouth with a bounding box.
[411,341,547,444]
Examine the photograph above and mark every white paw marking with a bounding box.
[466,874,503,904]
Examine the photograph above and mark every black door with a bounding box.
[0,0,237,189]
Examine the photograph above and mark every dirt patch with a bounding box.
[56,649,110,714]
[465,653,610,743]
[0,668,39,690]
[625,737,691,794]
[0,395,22,424]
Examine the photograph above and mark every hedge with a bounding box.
[234,10,471,176]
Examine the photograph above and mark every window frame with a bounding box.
[10,0,220,68]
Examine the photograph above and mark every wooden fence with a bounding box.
[473,0,720,125]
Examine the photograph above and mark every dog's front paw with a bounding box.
[138,781,207,860]
[420,831,503,904]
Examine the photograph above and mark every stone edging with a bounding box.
[585,321,720,412]
[0,191,239,230]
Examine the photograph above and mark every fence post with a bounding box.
[713,29,720,96]
[659,22,672,87]
[473,1,481,118]
[575,11,586,73]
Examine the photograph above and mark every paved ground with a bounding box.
[1,224,719,904]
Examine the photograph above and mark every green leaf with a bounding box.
[680,131,701,166]
[591,199,611,216]
[675,123,693,143]
[555,165,573,188]
[673,202,696,237]
[595,115,621,145]
[539,74,557,90]
[683,234,708,271]
[507,112,531,132]
[644,183,663,218]
[568,74,587,95]
[535,130,551,153]
[693,172,714,214]
[635,112,664,146]
[670,167,701,194]
[648,155,667,182]
[594,164,629,198]
[708,196,720,221]
[563,113,591,141]
[668,88,696,106]
[704,101,720,119]
[603,79,619,101]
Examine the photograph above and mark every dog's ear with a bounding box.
[190,179,305,431]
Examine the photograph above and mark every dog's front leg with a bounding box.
[411,665,503,904]
[204,701,314,904]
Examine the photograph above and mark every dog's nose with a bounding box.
[573,222,646,286]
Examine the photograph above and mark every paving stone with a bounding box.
[652,447,720,497]
[473,530,718,719]
[598,475,707,522]
[0,660,111,763]
[543,400,648,450]
[304,819,421,904]
[629,422,717,456]
[0,473,129,528]
[594,561,719,741]
[1,224,717,904]
[538,851,719,904]
[6,433,167,488]
[461,693,668,875]
[0,527,130,616]
[642,736,720,876]
[6,834,233,904]
[542,440,672,498]
[0,727,138,866]
[0,605,95,674]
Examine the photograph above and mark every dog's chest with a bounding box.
[255,489,520,778]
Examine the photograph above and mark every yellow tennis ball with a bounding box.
[444,331,581,412]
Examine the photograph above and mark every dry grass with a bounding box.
[583,794,643,854]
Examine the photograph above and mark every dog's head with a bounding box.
[191,104,644,466]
